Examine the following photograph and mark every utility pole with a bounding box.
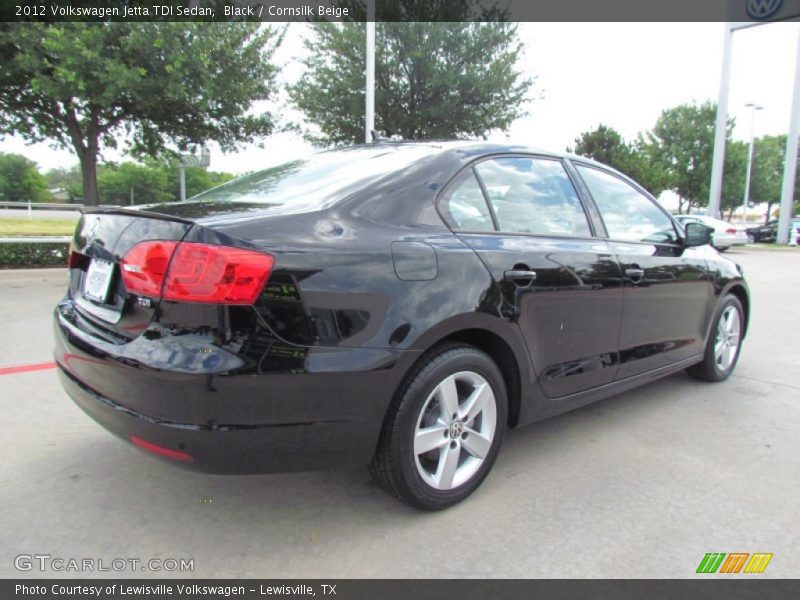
[365,0,376,143]
[741,103,763,225]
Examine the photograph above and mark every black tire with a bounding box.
[686,294,745,382]
[370,343,507,510]
[715,246,729,252]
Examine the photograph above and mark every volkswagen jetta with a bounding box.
[54,142,749,509]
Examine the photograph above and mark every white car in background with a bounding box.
[673,214,749,251]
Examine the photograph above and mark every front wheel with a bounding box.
[687,294,744,382]
[370,344,507,510]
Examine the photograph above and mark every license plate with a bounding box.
[83,259,115,303]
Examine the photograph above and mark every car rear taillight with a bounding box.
[725,228,737,234]
[121,241,274,305]
[121,241,179,297]
[163,243,274,304]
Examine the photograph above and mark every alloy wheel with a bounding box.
[714,305,741,372]
[413,371,497,491]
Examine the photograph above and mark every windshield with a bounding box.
[188,145,435,215]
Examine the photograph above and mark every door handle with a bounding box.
[503,269,537,282]
[625,268,645,283]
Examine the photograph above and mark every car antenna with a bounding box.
[370,130,392,143]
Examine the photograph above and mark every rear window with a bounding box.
[189,145,435,214]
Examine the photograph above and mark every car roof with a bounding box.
[361,139,620,173]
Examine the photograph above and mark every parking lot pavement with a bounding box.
[0,269,67,367]
[1,248,798,579]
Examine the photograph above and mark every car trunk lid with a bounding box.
[68,209,194,341]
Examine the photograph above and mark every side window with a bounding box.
[474,157,591,237]
[576,165,678,244]
[442,170,495,231]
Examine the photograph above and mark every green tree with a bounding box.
[571,125,632,171]
[720,140,747,220]
[643,101,733,214]
[163,164,236,200]
[628,135,672,198]
[44,166,84,202]
[570,125,669,196]
[88,160,237,205]
[290,21,532,145]
[97,162,172,206]
[749,134,799,223]
[0,23,281,205]
[0,153,49,202]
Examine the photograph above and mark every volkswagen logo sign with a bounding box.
[746,0,784,19]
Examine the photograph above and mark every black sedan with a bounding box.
[55,142,749,510]
[746,218,800,244]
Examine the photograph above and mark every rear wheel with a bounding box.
[370,344,507,510]
[687,294,744,382]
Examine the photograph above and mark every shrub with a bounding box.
[0,242,69,268]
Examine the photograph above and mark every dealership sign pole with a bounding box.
[777,29,800,245]
[712,1,800,235]
[708,22,735,220]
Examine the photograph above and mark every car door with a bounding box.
[764,220,778,242]
[440,155,624,399]
[573,163,713,379]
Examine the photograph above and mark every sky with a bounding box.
[1,22,798,184]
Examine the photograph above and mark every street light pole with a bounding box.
[741,103,763,226]
[365,0,376,143]
[179,162,186,202]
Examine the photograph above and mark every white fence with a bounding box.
[0,201,119,214]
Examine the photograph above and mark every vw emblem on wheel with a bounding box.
[746,0,783,20]
[449,421,464,439]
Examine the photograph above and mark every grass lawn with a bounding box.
[0,218,78,237]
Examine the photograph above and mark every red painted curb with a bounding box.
[0,361,57,376]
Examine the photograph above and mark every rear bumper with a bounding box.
[56,364,376,473]
[54,301,413,474]
[713,233,747,247]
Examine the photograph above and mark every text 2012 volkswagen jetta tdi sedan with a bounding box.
[55,142,749,510]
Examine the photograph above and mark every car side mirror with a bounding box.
[684,222,713,247]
